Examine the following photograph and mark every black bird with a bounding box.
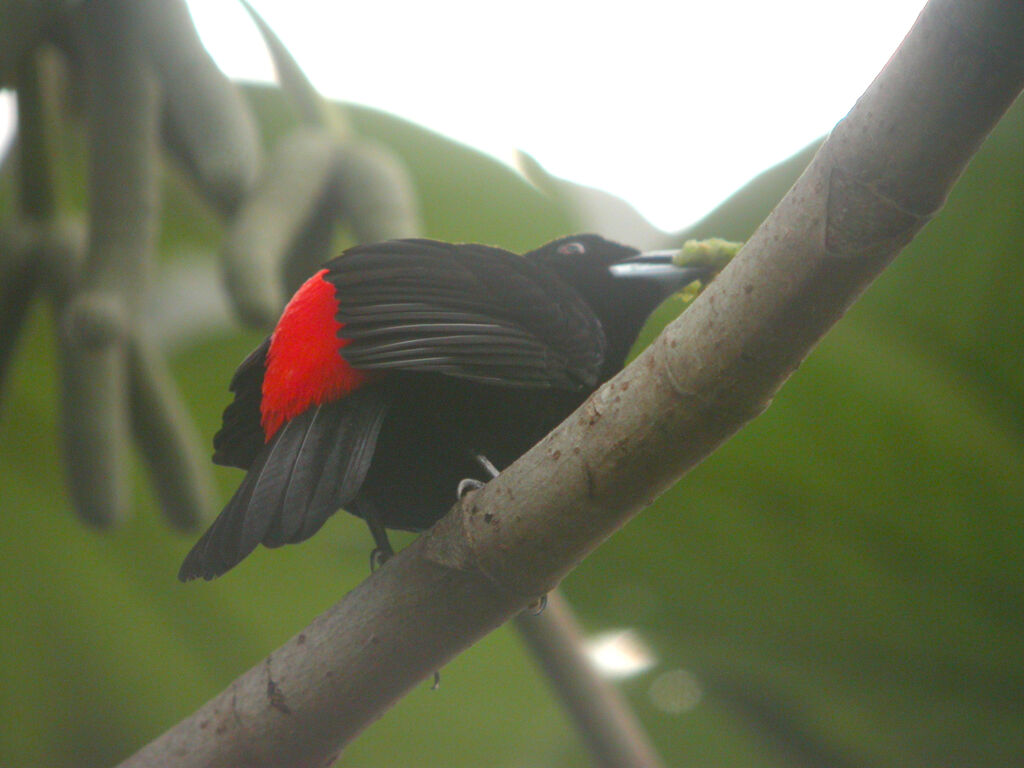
[179,235,709,581]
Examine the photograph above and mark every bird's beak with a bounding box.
[608,250,712,294]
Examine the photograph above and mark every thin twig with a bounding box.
[515,591,664,768]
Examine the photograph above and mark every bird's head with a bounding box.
[526,234,713,379]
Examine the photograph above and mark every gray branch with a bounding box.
[117,0,1024,765]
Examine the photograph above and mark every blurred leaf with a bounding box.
[517,149,670,249]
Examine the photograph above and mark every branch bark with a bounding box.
[118,0,1024,765]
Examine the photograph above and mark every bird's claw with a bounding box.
[369,546,392,571]
[474,454,500,479]
[457,478,485,499]
[457,453,499,499]
[525,594,548,615]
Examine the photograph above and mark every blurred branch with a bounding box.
[3,0,419,535]
[514,591,664,768]
[2,1,241,531]
[518,150,669,250]
[0,55,49,394]
[220,126,337,324]
[117,0,1024,765]
[333,138,419,244]
[240,0,350,134]
[57,0,160,526]
[220,128,420,326]
[128,330,214,531]
[0,216,83,401]
[14,52,56,219]
[0,0,64,86]
[0,225,38,394]
[143,0,260,215]
[222,3,420,326]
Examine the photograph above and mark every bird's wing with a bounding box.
[212,337,270,470]
[323,239,606,390]
[179,389,388,581]
[210,239,605,474]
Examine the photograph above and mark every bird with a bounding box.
[178,234,712,581]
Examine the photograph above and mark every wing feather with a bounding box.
[178,390,388,580]
[212,337,270,469]
[322,239,605,390]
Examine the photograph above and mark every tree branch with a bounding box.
[118,0,1024,765]
[514,592,664,768]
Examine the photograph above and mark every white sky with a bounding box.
[187,0,926,231]
[1,1,927,232]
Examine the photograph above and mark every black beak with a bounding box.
[608,249,712,294]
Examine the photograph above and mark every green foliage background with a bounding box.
[1,87,1022,767]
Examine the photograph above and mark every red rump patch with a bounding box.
[261,269,370,440]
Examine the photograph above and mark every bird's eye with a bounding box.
[557,241,586,255]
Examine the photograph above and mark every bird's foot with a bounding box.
[369,546,392,572]
[457,454,500,499]
[457,478,485,499]
[525,594,548,615]
[361,504,395,573]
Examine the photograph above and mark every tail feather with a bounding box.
[237,413,311,555]
[177,453,266,580]
[269,392,387,546]
[178,390,388,581]
[267,405,337,546]
[301,395,387,542]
